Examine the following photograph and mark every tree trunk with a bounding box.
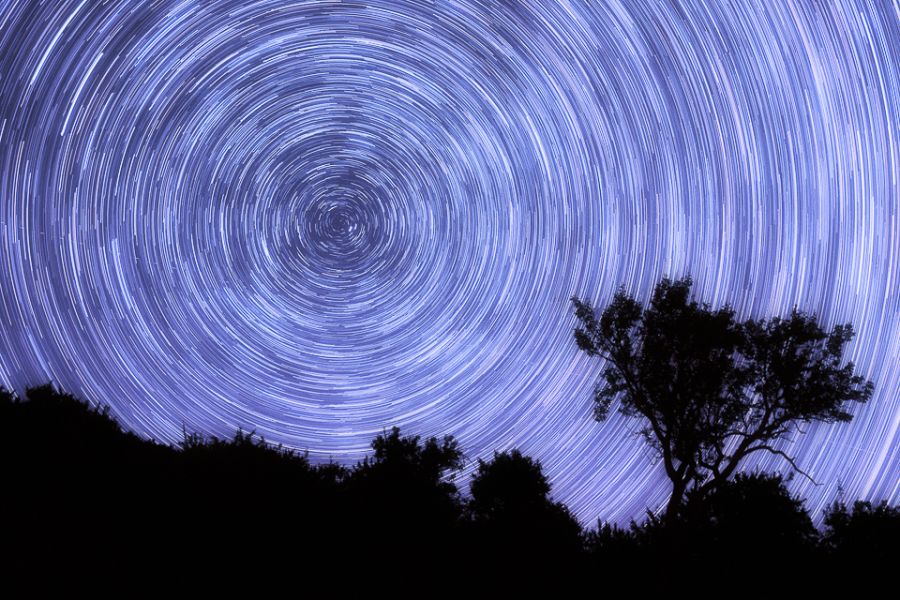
[664,478,687,524]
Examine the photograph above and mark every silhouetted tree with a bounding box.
[6,380,896,591]
[347,426,464,500]
[342,426,465,573]
[466,449,582,569]
[572,277,874,520]
[469,450,551,515]
[822,499,900,563]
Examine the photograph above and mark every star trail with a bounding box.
[0,0,897,525]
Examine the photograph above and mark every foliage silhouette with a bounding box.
[1,382,896,591]
[585,473,827,591]
[822,499,900,563]
[676,471,819,576]
[572,276,874,519]
[340,426,465,575]
[465,449,583,570]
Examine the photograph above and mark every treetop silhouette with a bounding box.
[2,380,897,590]
[572,276,874,520]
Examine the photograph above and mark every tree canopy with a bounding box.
[466,449,584,568]
[572,276,874,519]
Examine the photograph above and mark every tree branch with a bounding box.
[744,444,819,485]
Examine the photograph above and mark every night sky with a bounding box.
[0,0,897,525]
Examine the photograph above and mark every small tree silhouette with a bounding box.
[822,499,900,563]
[468,449,557,518]
[466,449,582,566]
[572,276,873,520]
[342,426,465,567]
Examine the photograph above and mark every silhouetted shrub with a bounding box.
[680,472,818,557]
[823,500,899,563]
[2,382,897,591]
[465,449,583,574]
[340,426,465,574]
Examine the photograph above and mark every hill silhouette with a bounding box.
[1,384,896,592]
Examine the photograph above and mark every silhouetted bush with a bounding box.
[823,499,899,562]
[466,450,582,566]
[340,426,465,576]
[582,472,887,592]
[1,383,896,591]
[679,472,818,557]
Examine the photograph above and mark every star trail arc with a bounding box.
[0,0,898,524]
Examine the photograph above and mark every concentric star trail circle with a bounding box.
[1,0,897,524]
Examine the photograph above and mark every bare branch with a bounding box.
[745,444,819,485]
